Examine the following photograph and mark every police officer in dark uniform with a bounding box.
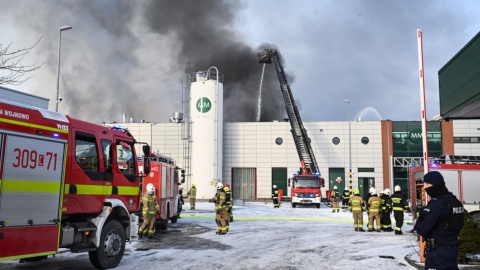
[414,171,464,270]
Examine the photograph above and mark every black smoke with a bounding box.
[142,0,287,122]
[1,0,291,123]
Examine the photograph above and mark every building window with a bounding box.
[358,168,374,172]
[332,137,340,145]
[275,137,283,145]
[361,137,369,145]
[454,137,480,143]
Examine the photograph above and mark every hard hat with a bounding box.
[192,183,196,188]
[370,189,377,195]
[353,189,360,195]
[369,187,375,193]
[394,185,401,192]
[273,185,277,189]
[146,183,155,195]
[216,182,224,190]
[333,186,337,190]
[179,185,183,191]
[225,184,230,188]
[384,188,390,195]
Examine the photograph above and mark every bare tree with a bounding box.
[0,37,43,86]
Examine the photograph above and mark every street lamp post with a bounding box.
[55,25,72,112]
[343,99,352,193]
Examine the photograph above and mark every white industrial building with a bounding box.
[123,117,480,202]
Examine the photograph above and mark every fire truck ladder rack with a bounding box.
[258,49,319,175]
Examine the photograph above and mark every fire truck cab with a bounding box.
[288,173,324,208]
[0,100,150,269]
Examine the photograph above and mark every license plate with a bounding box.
[301,200,311,203]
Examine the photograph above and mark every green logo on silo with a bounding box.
[196,97,212,113]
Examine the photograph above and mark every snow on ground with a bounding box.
[0,201,432,270]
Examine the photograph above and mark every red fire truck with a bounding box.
[138,154,184,230]
[0,100,150,269]
[258,49,324,208]
[409,155,480,224]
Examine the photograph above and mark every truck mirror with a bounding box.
[142,145,151,156]
[143,157,150,175]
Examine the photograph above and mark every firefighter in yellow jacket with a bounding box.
[188,183,197,210]
[224,184,234,222]
[138,183,160,239]
[213,182,228,235]
[367,188,382,232]
[349,189,365,232]
[330,186,341,213]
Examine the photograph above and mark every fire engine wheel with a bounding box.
[316,204,320,208]
[159,207,170,230]
[89,220,126,269]
[171,214,178,223]
[292,203,297,208]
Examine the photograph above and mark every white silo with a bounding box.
[190,67,223,199]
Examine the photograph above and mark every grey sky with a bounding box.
[1,0,479,123]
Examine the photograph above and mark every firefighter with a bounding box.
[138,183,160,239]
[348,189,365,232]
[330,186,341,212]
[367,188,381,232]
[391,185,410,235]
[177,185,184,218]
[364,186,375,213]
[224,184,234,222]
[342,188,351,211]
[380,188,393,231]
[188,183,197,210]
[414,171,464,270]
[213,182,228,235]
[272,185,280,208]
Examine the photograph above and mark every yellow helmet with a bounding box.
[353,189,360,195]
[192,183,196,188]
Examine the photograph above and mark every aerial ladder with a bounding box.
[258,49,320,175]
[258,49,324,207]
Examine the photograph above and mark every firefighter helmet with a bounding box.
[384,188,390,195]
[225,184,230,188]
[273,185,277,189]
[216,182,224,190]
[192,183,196,188]
[369,187,375,194]
[370,189,377,195]
[353,189,360,195]
[333,186,338,190]
[146,183,155,195]
[394,185,401,192]
[179,185,183,191]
